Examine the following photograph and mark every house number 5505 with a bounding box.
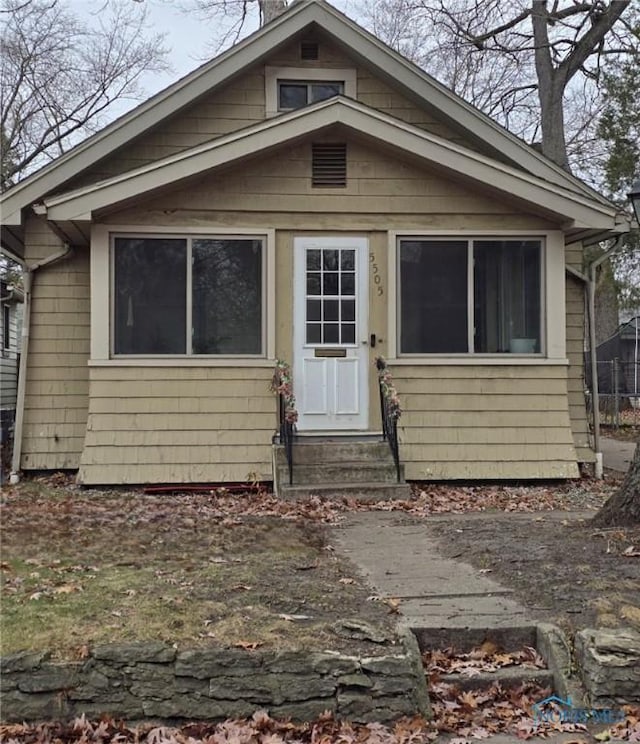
[369,252,384,296]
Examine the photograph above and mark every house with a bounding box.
[1,279,23,445]
[0,0,629,486]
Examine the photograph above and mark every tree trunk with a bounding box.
[260,0,287,25]
[591,443,640,526]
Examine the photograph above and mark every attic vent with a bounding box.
[301,41,319,59]
[312,143,347,187]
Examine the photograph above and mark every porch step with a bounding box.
[274,440,391,465]
[278,481,412,501]
[273,438,409,500]
[276,460,403,486]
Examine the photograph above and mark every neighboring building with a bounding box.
[590,316,640,399]
[0,0,630,485]
[1,279,23,444]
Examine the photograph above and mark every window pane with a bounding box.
[192,239,262,354]
[474,240,541,354]
[307,299,321,321]
[324,323,339,343]
[310,82,343,102]
[323,250,338,270]
[341,299,355,321]
[323,273,338,295]
[307,323,321,344]
[400,240,468,353]
[341,323,355,344]
[307,273,321,295]
[341,273,355,295]
[113,238,187,354]
[341,250,355,270]
[279,83,307,109]
[324,299,339,321]
[306,250,320,270]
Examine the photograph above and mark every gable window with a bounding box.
[278,80,344,111]
[112,235,264,356]
[398,238,542,355]
[265,67,357,117]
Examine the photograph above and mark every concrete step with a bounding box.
[278,481,412,501]
[439,666,555,692]
[274,440,392,465]
[276,461,403,485]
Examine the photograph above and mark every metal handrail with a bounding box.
[270,360,297,486]
[375,356,402,482]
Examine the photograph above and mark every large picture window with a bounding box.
[113,235,264,356]
[399,238,542,355]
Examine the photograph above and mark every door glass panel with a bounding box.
[341,273,355,294]
[342,324,355,343]
[307,273,320,294]
[323,249,339,270]
[305,246,358,346]
[324,299,339,321]
[324,323,339,343]
[307,299,321,321]
[306,250,320,270]
[341,250,355,270]
[323,273,338,294]
[342,299,355,321]
[307,323,321,343]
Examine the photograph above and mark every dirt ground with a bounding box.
[421,508,640,635]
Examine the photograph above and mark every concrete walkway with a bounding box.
[331,511,532,630]
[601,436,637,473]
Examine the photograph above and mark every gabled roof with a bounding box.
[36,97,619,233]
[1,0,619,230]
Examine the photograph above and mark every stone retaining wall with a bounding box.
[0,635,430,723]
[575,628,640,705]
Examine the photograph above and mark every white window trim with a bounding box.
[386,229,566,364]
[91,224,276,365]
[265,66,357,117]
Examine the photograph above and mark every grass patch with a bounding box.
[1,478,396,659]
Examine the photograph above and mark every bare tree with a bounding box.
[0,0,169,188]
[351,0,639,176]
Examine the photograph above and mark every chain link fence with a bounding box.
[586,358,640,427]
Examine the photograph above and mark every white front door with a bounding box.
[293,236,369,431]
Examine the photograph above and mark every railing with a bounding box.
[375,356,402,482]
[270,360,298,486]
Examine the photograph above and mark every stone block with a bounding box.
[311,653,359,676]
[175,649,262,678]
[0,650,50,674]
[209,674,279,703]
[276,674,337,702]
[1,690,69,722]
[577,628,640,703]
[337,674,373,690]
[92,642,176,664]
[370,675,414,695]
[269,698,337,721]
[360,655,410,676]
[17,663,81,693]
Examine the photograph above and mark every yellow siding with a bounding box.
[565,264,593,462]
[394,365,580,480]
[21,216,90,471]
[106,138,544,222]
[67,33,490,188]
[78,366,275,485]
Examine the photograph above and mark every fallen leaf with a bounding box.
[233,640,263,650]
[623,546,640,557]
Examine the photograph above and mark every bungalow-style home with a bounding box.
[0,0,629,488]
[1,279,23,446]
